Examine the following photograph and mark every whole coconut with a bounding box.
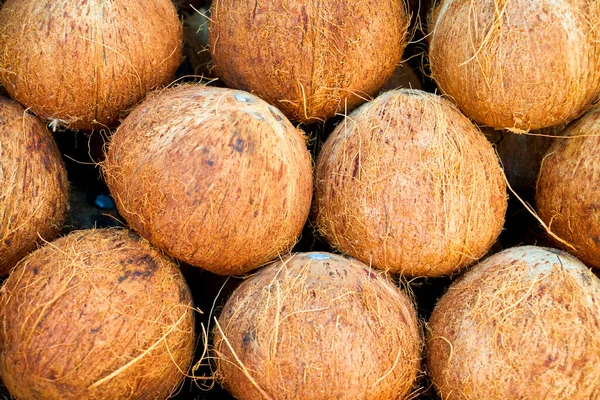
[0,0,183,130]
[483,125,565,193]
[214,252,422,400]
[537,106,600,269]
[209,0,409,124]
[427,246,600,399]
[428,0,600,131]
[0,228,195,399]
[0,96,68,275]
[314,89,507,277]
[103,85,313,275]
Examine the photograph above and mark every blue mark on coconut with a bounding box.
[306,253,331,260]
[234,93,252,103]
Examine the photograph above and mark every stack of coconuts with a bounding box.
[0,0,599,399]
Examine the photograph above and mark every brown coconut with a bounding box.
[214,252,422,400]
[0,0,183,131]
[428,0,600,131]
[0,96,68,275]
[103,85,313,275]
[209,0,409,124]
[314,89,507,277]
[483,124,565,193]
[427,246,600,399]
[0,228,195,399]
[536,106,600,269]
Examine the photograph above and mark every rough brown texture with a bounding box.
[209,0,409,124]
[314,89,507,277]
[0,228,195,400]
[0,96,68,275]
[214,252,422,400]
[427,246,600,399]
[536,106,600,269]
[484,125,564,193]
[103,85,313,275]
[0,0,183,131]
[429,0,600,131]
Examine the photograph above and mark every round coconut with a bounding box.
[209,0,409,124]
[103,85,313,275]
[0,96,68,275]
[428,0,600,131]
[0,0,183,131]
[427,246,600,399]
[314,89,507,277]
[0,228,195,399]
[536,106,600,269]
[214,252,422,400]
[483,125,565,193]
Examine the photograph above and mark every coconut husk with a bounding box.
[314,89,507,277]
[0,96,68,275]
[0,228,196,399]
[0,0,183,131]
[103,84,313,275]
[209,0,410,124]
[214,252,423,400]
[428,0,600,131]
[536,106,600,269]
[427,246,600,399]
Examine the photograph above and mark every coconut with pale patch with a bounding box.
[0,0,182,130]
[428,0,600,131]
[209,0,409,124]
[0,228,195,399]
[427,246,600,399]
[314,89,507,277]
[483,124,565,193]
[214,252,422,400]
[0,96,68,275]
[103,85,313,275]
[536,106,600,269]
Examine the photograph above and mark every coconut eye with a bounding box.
[234,93,252,103]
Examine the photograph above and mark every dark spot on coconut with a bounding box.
[254,210,259,217]
[206,159,214,167]
[311,290,316,298]
[594,236,600,245]
[4,238,11,246]
[242,329,257,351]
[231,137,245,153]
[365,269,377,279]
[33,268,39,275]
[544,354,557,367]
[90,327,100,333]
[352,155,360,178]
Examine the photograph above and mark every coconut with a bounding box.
[428,0,600,131]
[483,125,565,193]
[536,106,600,269]
[0,96,68,275]
[427,246,600,399]
[209,0,409,124]
[0,228,195,399]
[103,84,313,275]
[214,252,422,400]
[0,0,183,131]
[314,89,507,277]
